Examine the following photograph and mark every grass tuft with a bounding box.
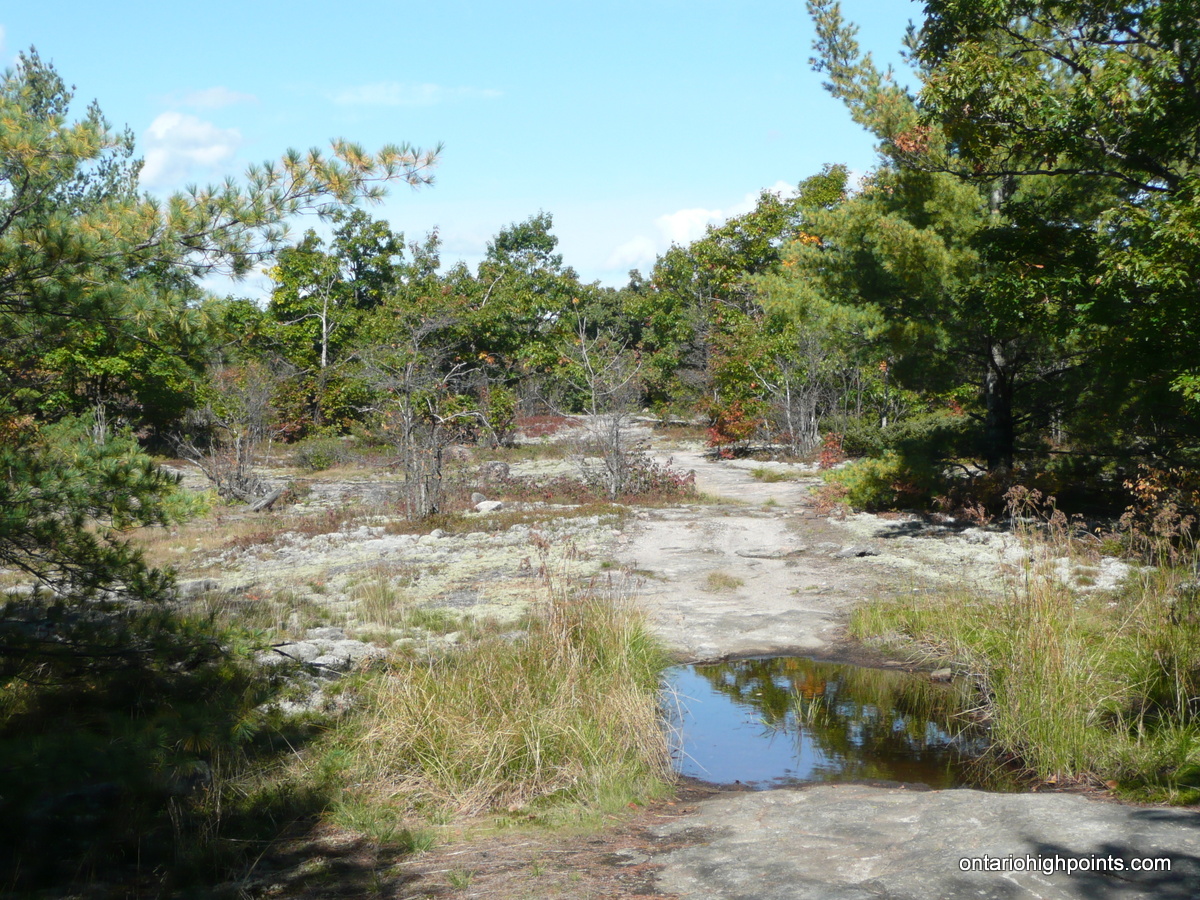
[704,571,745,592]
[333,576,672,817]
[749,466,801,484]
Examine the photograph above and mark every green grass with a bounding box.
[749,466,801,484]
[447,869,476,889]
[328,795,437,851]
[851,523,1200,801]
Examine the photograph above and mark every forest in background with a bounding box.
[4,0,1200,891]
[8,2,1200,576]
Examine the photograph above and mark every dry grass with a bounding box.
[851,492,1200,801]
[382,501,629,537]
[331,574,672,817]
[749,466,803,484]
[191,587,341,638]
[703,571,744,592]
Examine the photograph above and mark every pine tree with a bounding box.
[0,50,438,651]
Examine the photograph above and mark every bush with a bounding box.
[821,407,984,510]
[823,451,941,510]
[836,415,887,458]
[500,456,696,506]
[704,398,768,457]
[292,435,353,471]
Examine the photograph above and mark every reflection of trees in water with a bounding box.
[692,657,986,786]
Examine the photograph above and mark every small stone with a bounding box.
[471,492,487,503]
[475,500,504,513]
[930,668,953,682]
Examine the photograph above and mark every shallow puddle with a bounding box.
[663,657,988,789]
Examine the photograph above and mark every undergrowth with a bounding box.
[496,457,698,507]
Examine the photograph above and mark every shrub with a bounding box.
[704,398,767,457]
[292,435,353,471]
[498,457,696,506]
[817,432,846,469]
[823,452,940,510]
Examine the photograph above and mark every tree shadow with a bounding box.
[872,514,1002,540]
[0,597,335,896]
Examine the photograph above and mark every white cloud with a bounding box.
[654,206,726,246]
[328,81,502,107]
[607,235,659,272]
[179,86,256,109]
[604,181,797,273]
[0,25,7,56]
[140,111,241,189]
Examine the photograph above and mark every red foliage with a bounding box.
[515,415,582,438]
[817,432,845,470]
[705,400,763,452]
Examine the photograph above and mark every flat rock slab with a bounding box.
[618,509,868,659]
[617,449,883,659]
[651,784,1200,899]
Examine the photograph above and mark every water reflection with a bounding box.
[663,657,988,789]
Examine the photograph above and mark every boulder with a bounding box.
[479,460,510,482]
[174,578,219,599]
[273,641,321,663]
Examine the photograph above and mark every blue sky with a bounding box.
[4,1,920,292]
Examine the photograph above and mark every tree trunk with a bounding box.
[983,341,1015,472]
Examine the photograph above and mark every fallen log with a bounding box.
[249,486,284,512]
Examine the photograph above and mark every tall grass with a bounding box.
[851,489,1200,801]
[332,572,673,817]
